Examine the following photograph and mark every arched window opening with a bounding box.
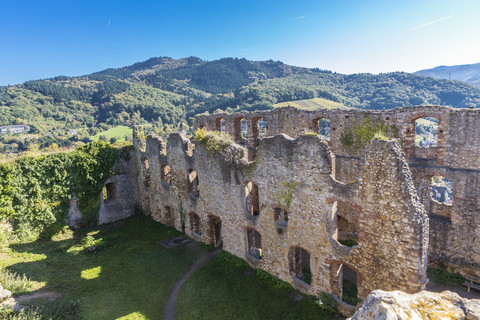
[189,212,201,235]
[246,228,262,259]
[245,181,260,216]
[233,117,248,143]
[274,207,288,228]
[188,169,199,197]
[431,176,453,205]
[215,118,226,134]
[102,183,116,201]
[161,164,171,185]
[289,247,312,284]
[257,118,266,138]
[415,117,438,147]
[314,118,330,140]
[342,265,359,306]
[241,118,248,139]
[208,216,222,247]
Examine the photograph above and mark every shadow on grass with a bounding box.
[175,251,340,320]
[4,215,199,320]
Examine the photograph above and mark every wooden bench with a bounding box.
[463,276,480,292]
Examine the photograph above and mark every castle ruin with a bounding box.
[103,105,480,307]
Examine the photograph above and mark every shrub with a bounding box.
[0,268,33,295]
[80,235,105,254]
[1,298,82,320]
[427,263,465,287]
[193,128,233,156]
[313,292,338,315]
[340,116,397,150]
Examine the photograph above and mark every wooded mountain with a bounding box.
[416,62,480,87]
[2,57,480,136]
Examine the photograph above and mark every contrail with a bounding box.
[290,16,305,21]
[407,16,452,32]
[108,17,111,27]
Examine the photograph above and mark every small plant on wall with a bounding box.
[340,116,397,151]
[276,181,297,209]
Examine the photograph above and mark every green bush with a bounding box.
[312,293,338,315]
[0,268,33,295]
[0,298,82,320]
[427,263,465,287]
[340,116,397,150]
[193,128,233,156]
[80,235,105,254]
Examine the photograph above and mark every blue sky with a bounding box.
[1,0,479,85]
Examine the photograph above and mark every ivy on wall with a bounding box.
[276,181,297,209]
[0,141,118,240]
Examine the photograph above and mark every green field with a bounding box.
[92,125,133,142]
[274,97,350,110]
[0,216,337,319]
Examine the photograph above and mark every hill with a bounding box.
[416,62,480,87]
[1,57,480,153]
[274,97,350,110]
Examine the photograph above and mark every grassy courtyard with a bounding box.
[1,215,336,319]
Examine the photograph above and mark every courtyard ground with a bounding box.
[0,215,337,319]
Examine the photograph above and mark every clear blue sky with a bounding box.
[1,0,479,85]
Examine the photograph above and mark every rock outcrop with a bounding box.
[0,284,11,302]
[349,290,480,320]
[0,284,18,311]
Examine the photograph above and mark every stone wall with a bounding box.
[131,121,428,304]
[195,105,480,278]
[98,146,137,225]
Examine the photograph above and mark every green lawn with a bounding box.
[92,125,133,142]
[1,216,198,319]
[175,252,336,320]
[1,216,338,319]
[274,97,350,110]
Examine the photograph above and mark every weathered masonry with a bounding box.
[124,105,480,308]
[195,105,480,279]
[101,105,480,307]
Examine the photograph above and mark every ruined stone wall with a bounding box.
[131,124,428,303]
[195,105,480,278]
[97,146,137,225]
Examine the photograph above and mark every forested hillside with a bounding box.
[416,62,480,87]
[1,57,480,153]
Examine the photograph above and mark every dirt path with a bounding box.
[16,291,58,304]
[163,245,221,320]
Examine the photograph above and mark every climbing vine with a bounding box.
[0,141,118,240]
[276,181,297,208]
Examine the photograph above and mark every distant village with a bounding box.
[0,125,30,135]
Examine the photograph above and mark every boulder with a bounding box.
[0,284,12,302]
[349,290,480,320]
